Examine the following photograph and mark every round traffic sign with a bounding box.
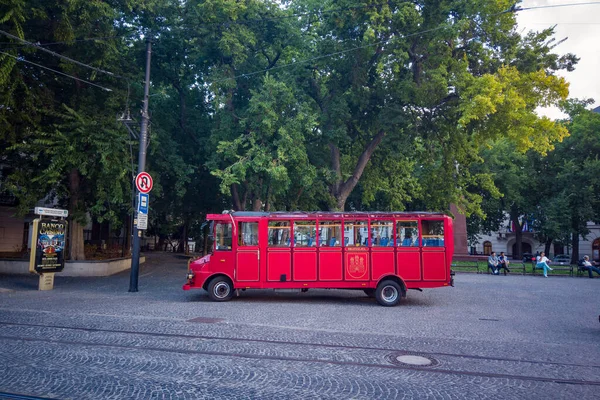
[136,172,153,194]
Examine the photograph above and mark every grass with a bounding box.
[451,260,576,276]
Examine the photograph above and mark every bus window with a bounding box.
[268,221,291,247]
[371,221,393,247]
[294,220,316,247]
[319,221,342,247]
[396,221,418,247]
[422,220,444,247]
[238,222,258,246]
[344,220,368,246]
[215,222,232,250]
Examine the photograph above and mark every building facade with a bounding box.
[471,219,600,262]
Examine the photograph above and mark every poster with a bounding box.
[31,218,67,274]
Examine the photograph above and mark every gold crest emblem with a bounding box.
[348,254,367,278]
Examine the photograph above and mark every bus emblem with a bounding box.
[348,254,367,278]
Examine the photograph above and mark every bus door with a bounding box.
[396,220,421,281]
[235,220,260,282]
[421,219,446,281]
[343,219,369,281]
[370,219,395,281]
[213,220,235,278]
[318,220,343,281]
[292,220,317,281]
[266,220,292,282]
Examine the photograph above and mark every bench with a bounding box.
[486,261,526,275]
[451,261,481,274]
[532,262,573,277]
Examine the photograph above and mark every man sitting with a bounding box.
[488,252,499,275]
[581,255,600,279]
[498,252,510,274]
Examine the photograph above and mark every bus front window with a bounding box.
[215,222,232,250]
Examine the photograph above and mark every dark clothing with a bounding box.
[498,255,510,273]
[583,262,600,278]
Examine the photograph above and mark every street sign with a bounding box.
[138,193,149,214]
[135,172,153,194]
[137,212,148,230]
[34,207,69,218]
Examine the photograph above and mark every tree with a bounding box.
[1,0,141,259]
[542,100,600,262]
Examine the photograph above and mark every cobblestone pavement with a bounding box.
[0,252,599,399]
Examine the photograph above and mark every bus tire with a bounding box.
[207,276,234,302]
[364,289,375,298]
[375,280,402,307]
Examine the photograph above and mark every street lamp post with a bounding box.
[129,38,152,292]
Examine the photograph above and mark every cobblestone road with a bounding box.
[0,252,599,399]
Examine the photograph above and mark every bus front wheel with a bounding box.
[207,276,234,302]
[375,280,402,307]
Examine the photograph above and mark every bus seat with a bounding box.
[307,237,313,246]
[329,238,336,247]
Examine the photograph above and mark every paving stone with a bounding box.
[0,252,598,399]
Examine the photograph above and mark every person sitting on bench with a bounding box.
[488,252,499,275]
[582,255,600,279]
[498,252,510,274]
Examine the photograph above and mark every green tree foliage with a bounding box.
[540,101,600,261]
[0,0,138,258]
[0,0,585,258]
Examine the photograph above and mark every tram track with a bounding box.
[0,320,597,370]
[0,321,599,387]
[0,392,54,400]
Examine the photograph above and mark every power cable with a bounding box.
[0,51,112,92]
[517,1,600,11]
[0,32,134,51]
[0,29,124,79]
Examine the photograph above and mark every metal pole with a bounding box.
[129,38,152,292]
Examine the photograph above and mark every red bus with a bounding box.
[183,212,454,306]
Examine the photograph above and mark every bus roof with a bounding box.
[207,211,450,219]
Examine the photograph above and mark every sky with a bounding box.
[516,0,600,119]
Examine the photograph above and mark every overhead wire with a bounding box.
[0,51,113,91]
[0,29,125,79]
[516,1,600,11]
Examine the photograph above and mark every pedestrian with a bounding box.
[498,252,510,274]
[488,252,499,275]
[581,255,600,279]
[537,252,553,277]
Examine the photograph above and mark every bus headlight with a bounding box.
[186,273,194,281]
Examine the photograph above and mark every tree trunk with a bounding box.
[544,238,552,256]
[510,211,523,260]
[68,168,85,260]
[571,231,579,263]
[123,212,132,257]
[329,130,386,211]
[182,222,188,254]
[231,184,243,211]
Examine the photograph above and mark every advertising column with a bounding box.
[29,207,69,290]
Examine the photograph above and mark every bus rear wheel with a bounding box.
[375,280,402,307]
[207,276,234,302]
